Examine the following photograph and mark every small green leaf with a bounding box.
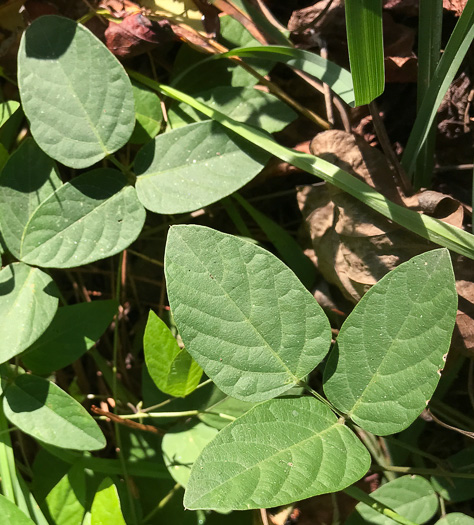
[0,101,20,129]
[324,249,457,435]
[91,478,126,525]
[345,476,438,525]
[3,374,106,450]
[130,81,162,144]
[0,494,35,525]
[162,421,218,487]
[436,514,474,525]
[17,169,146,268]
[22,300,118,375]
[135,121,269,214]
[0,262,58,363]
[45,465,86,525]
[0,138,63,259]
[18,15,135,168]
[345,0,384,105]
[165,225,332,402]
[184,396,371,511]
[144,310,203,397]
[168,86,296,132]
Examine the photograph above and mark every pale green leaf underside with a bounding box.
[130,81,162,144]
[3,374,106,451]
[22,300,118,375]
[144,310,203,397]
[221,46,355,106]
[184,397,371,510]
[0,494,35,525]
[162,422,218,487]
[18,169,146,268]
[0,138,63,259]
[0,262,58,363]
[135,120,270,214]
[18,15,135,168]
[168,86,297,132]
[346,476,438,525]
[324,249,457,435]
[91,478,126,525]
[165,225,332,402]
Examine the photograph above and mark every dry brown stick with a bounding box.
[91,405,166,435]
[213,0,268,44]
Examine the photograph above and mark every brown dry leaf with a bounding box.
[297,130,464,302]
[104,12,175,57]
[443,0,467,15]
[452,256,474,352]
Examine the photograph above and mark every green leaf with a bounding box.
[0,138,63,260]
[165,225,332,402]
[168,86,297,132]
[162,421,218,487]
[45,465,86,525]
[324,249,457,435]
[436,515,474,525]
[90,478,126,525]
[0,101,20,129]
[17,169,146,268]
[0,494,35,525]
[345,476,438,525]
[130,81,162,144]
[18,15,135,168]
[184,396,371,511]
[0,262,58,364]
[22,300,118,375]
[135,121,269,214]
[219,46,355,106]
[144,310,203,397]
[431,447,474,502]
[345,0,384,105]
[3,374,106,450]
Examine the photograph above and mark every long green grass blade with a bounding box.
[402,0,474,176]
[128,70,474,260]
[414,0,443,188]
[345,0,384,105]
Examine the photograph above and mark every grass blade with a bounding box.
[402,0,474,176]
[345,0,384,105]
[127,70,474,260]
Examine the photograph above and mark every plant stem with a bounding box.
[371,464,474,479]
[299,381,345,417]
[0,406,16,503]
[344,485,418,525]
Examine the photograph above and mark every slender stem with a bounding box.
[371,464,474,479]
[142,483,181,523]
[0,406,15,503]
[112,252,138,525]
[344,485,418,525]
[354,429,396,481]
[299,381,345,417]
[107,154,136,184]
[383,435,445,467]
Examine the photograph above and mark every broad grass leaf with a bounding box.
[436,515,474,525]
[168,86,297,132]
[0,138,62,259]
[165,225,332,401]
[162,421,218,487]
[22,300,118,375]
[184,396,371,511]
[0,494,35,525]
[91,478,126,525]
[345,476,438,525]
[18,169,146,268]
[18,15,135,168]
[324,249,457,435]
[144,310,203,397]
[3,374,106,451]
[135,121,270,214]
[130,81,162,144]
[0,262,58,363]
